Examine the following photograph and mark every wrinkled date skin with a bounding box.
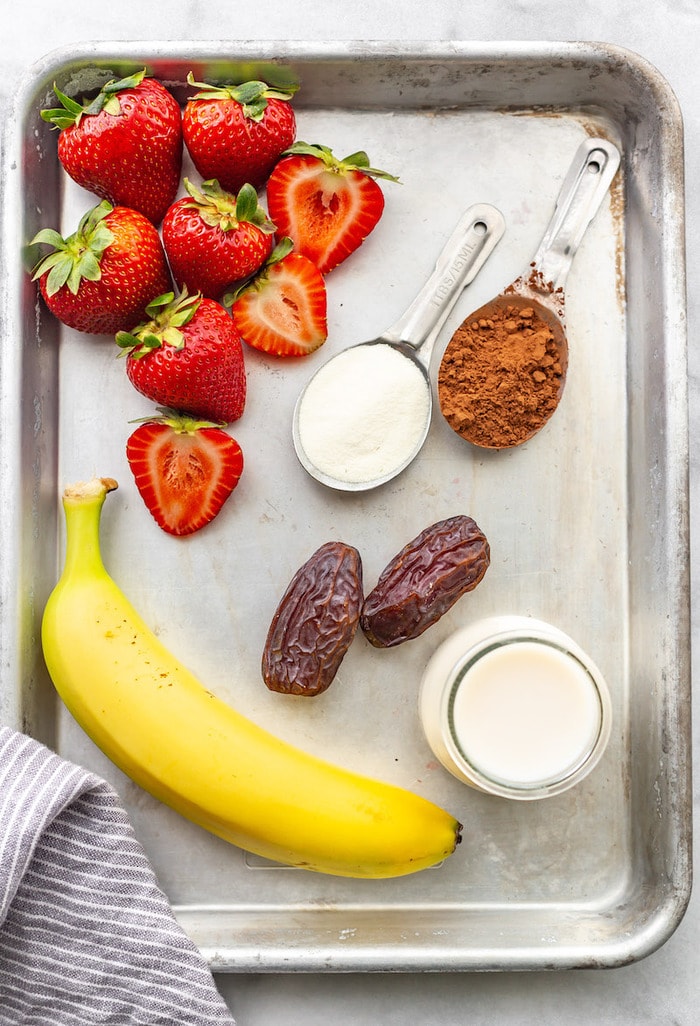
[262,541,364,696]
[360,515,490,648]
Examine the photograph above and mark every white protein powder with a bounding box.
[296,343,431,485]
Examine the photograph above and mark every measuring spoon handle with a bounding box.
[529,137,621,291]
[380,203,505,358]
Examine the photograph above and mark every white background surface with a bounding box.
[2,2,697,1023]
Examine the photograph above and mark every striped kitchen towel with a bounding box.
[0,725,236,1025]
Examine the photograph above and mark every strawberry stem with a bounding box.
[280,141,400,183]
[115,287,202,356]
[129,407,226,433]
[222,237,294,307]
[181,178,275,234]
[41,69,147,129]
[30,200,115,297]
[185,72,298,122]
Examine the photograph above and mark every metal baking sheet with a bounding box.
[0,41,690,971]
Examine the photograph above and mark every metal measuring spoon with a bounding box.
[438,137,621,450]
[292,203,506,491]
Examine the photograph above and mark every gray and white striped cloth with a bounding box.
[0,725,236,1025]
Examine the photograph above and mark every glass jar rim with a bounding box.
[440,629,612,800]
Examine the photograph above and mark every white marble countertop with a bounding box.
[3,2,697,1023]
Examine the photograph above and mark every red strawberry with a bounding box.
[126,410,244,536]
[162,179,275,299]
[30,201,171,335]
[182,74,297,194]
[266,142,398,274]
[41,69,182,225]
[117,290,246,424]
[226,240,328,358]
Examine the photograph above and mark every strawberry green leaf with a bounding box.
[341,150,371,169]
[141,333,165,351]
[76,200,115,236]
[181,178,236,229]
[222,236,294,306]
[192,179,224,203]
[168,305,198,328]
[231,80,269,104]
[144,291,177,317]
[268,236,295,264]
[101,69,147,95]
[230,81,270,120]
[41,70,146,128]
[235,183,261,222]
[235,183,275,230]
[281,140,400,183]
[129,406,227,431]
[115,330,140,352]
[182,177,275,234]
[72,250,102,284]
[40,86,84,129]
[86,223,116,252]
[117,286,202,354]
[30,201,116,296]
[162,326,186,348]
[282,141,334,161]
[29,228,66,250]
[45,261,72,295]
[101,95,122,116]
[185,72,298,122]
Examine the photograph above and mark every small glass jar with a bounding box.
[419,616,612,800]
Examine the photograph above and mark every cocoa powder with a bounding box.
[437,300,565,449]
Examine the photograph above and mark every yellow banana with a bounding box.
[41,477,462,878]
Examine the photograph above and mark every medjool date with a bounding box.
[262,541,364,695]
[360,515,490,648]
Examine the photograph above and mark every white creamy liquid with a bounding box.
[296,343,431,484]
[451,641,602,788]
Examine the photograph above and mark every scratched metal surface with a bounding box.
[0,40,690,970]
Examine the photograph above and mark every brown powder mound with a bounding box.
[438,302,565,449]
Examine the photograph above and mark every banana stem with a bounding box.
[60,477,118,581]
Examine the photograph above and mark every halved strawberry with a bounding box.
[265,142,399,274]
[126,410,244,536]
[225,240,328,357]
